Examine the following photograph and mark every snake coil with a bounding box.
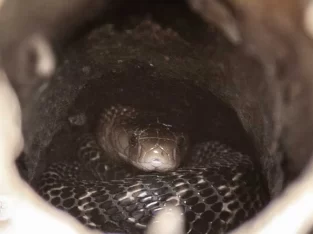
[36,105,269,234]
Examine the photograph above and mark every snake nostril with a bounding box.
[151,158,162,165]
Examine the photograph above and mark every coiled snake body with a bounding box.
[37,105,269,234]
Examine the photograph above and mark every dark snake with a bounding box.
[36,105,269,234]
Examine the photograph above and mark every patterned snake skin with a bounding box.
[36,105,269,234]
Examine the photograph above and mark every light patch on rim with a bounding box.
[26,34,55,78]
[304,1,313,39]
[146,205,184,234]
[0,195,14,221]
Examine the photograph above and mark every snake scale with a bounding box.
[36,104,269,234]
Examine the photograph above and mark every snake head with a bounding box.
[128,127,189,172]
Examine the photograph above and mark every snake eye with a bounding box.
[129,134,137,147]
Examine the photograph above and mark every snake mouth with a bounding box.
[132,161,178,172]
[128,135,184,172]
[131,146,180,172]
[123,124,188,172]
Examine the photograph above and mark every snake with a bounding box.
[35,104,269,234]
